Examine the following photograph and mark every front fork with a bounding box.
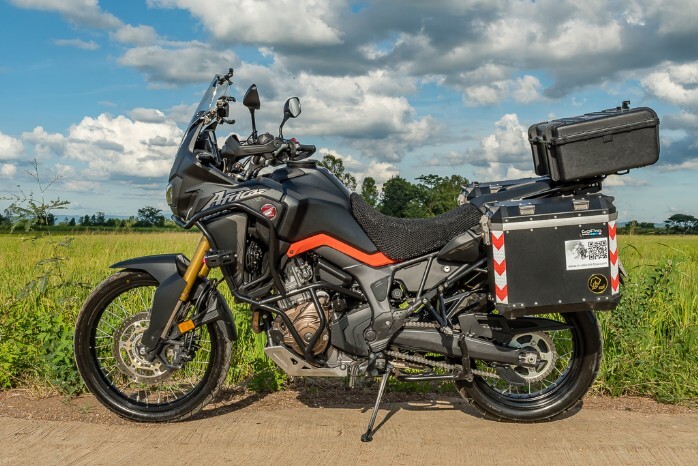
[160,236,212,340]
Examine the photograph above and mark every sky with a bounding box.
[0,0,697,223]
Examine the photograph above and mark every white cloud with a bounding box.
[460,113,537,180]
[642,61,698,108]
[130,108,167,124]
[148,0,343,46]
[62,179,103,192]
[421,151,470,167]
[604,174,649,187]
[269,70,434,160]
[111,24,158,45]
[657,159,698,172]
[0,163,18,178]
[167,103,198,126]
[9,0,121,29]
[21,126,65,157]
[61,113,183,179]
[319,148,400,186]
[53,38,99,50]
[118,42,237,86]
[0,132,25,160]
[463,75,543,106]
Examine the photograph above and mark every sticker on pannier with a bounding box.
[564,238,609,270]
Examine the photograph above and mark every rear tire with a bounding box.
[455,311,602,421]
[74,270,232,422]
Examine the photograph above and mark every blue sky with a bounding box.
[1,0,697,223]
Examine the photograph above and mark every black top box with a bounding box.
[529,102,660,181]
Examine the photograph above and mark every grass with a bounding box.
[595,235,698,403]
[0,232,266,393]
[0,232,696,404]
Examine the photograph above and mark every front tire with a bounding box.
[74,270,232,422]
[455,311,602,421]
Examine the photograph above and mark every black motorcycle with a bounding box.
[74,68,660,441]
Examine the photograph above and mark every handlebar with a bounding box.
[296,144,316,155]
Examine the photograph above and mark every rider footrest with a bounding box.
[203,249,236,268]
[457,335,474,382]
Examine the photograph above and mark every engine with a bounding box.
[271,257,330,355]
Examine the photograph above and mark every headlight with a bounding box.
[166,183,173,206]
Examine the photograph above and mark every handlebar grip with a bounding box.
[298,144,316,155]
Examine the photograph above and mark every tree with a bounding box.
[80,215,91,226]
[93,212,106,226]
[379,176,423,218]
[664,214,697,234]
[414,174,469,217]
[360,177,379,207]
[68,217,76,227]
[36,212,56,226]
[137,206,166,227]
[318,153,357,191]
[2,159,69,231]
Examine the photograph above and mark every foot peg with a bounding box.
[457,335,474,382]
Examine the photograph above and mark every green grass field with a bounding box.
[0,232,696,403]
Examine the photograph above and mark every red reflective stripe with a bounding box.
[494,259,506,276]
[287,234,396,267]
[495,284,508,302]
[491,232,505,250]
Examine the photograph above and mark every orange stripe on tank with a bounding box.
[287,234,396,267]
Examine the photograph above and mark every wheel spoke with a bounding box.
[87,280,215,408]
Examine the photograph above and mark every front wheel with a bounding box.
[74,270,232,422]
[455,311,602,421]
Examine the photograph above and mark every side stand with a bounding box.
[360,365,392,442]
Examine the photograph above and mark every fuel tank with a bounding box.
[271,161,378,254]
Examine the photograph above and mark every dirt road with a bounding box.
[1,391,696,465]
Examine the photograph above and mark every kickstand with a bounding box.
[360,365,392,442]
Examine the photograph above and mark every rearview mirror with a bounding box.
[243,84,260,142]
[280,97,301,138]
[284,97,301,118]
[243,84,260,110]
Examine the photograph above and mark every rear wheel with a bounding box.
[74,270,232,422]
[455,311,602,421]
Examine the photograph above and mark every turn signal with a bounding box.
[178,320,196,334]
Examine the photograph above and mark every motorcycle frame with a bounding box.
[138,196,490,367]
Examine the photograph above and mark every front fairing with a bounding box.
[167,121,237,220]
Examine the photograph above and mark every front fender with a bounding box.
[111,255,237,350]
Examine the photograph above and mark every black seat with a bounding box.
[350,193,482,262]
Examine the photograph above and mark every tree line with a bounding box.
[318,154,467,217]
[320,154,698,232]
[2,155,696,232]
[0,205,170,230]
[618,214,698,235]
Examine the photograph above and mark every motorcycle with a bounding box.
[74,68,660,441]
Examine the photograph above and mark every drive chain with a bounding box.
[385,350,499,380]
[403,321,461,330]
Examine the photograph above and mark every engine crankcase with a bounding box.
[273,298,330,355]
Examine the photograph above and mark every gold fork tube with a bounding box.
[179,236,210,301]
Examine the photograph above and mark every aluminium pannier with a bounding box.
[485,194,621,317]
